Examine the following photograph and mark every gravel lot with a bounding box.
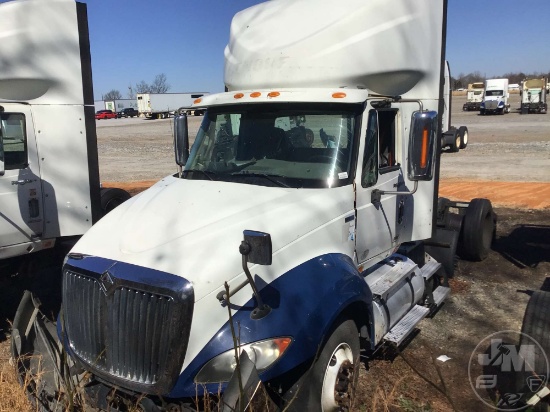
[96,93,550,183]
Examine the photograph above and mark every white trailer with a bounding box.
[463,82,485,111]
[137,92,209,119]
[521,78,548,114]
[13,1,498,411]
[104,98,138,112]
[0,1,129,281]
[481,78,510,115]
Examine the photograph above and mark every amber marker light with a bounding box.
[332,92,347,98]
[420,128,429,169]
[274,337,292,354]
[234,93,244,99]
[193,98,202,105]
[268,91,280,98]
[250,92,262,98]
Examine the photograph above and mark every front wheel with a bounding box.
[282,320,360,412]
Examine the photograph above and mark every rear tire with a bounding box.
[458,126,468,149]
[100,187,131,216]
[449,129,460,152]
[517,291,550,412]
[280,319,360,412]
[458,198,496,261]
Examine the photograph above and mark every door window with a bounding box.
[1,113,27,170]
[361,109,398,187]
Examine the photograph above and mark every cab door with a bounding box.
[0,105,43,250]
[355,107,401,264]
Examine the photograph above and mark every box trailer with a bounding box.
[137,92,209,119]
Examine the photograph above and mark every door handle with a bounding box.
[11,179,34,185]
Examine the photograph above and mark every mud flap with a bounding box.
[11,291,77,411]
[424,227,459,278]
[220,350,262,412]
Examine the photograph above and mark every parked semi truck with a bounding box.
[0,1,130,283]
[481,78,510,115]
[521,78,548,114]
[13,0,497,411]
[463,82,484,111]
[441,61,469,152]
[137,92,209,119]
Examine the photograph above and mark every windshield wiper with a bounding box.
[184,169,217,181]
[231,172,290,188]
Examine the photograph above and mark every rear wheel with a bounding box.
[100,187,131,216]
[458,198,496,261]
[281,319,360,411]
[458,126,468,149]
[449,129,460,152]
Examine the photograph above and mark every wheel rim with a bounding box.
[321,342,355,412]
[463,130,468,145]
[455,134,461,149]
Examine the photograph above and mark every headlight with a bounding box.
[480,102,485,108]
[498,101,504,107]
[194,337,292,383]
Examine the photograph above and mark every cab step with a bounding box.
[384,304,429,346]
[367,256,418,301]
[432,285,451,307]
[420,257,442,280]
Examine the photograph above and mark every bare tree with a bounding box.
[135,80,151,94]
[150,73,170,93]
[127,85,135,99]
[103,89,122,100]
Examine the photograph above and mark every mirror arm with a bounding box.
[372,181,418,203]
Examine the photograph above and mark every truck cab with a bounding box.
[481,78,510,115]
[11,1,495,411]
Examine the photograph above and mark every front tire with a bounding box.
[282,319,360,412]
[517,291,550,411]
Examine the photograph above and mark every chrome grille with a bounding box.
[62,266,193,394]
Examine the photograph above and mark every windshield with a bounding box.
[183,104,360,188]
[485,90,503,97]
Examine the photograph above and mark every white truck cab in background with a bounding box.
[520,78,548,114]
[481,78,511,115]
[12,1,498,411]
[463,82,485,111]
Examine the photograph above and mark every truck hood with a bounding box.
[72,176,354,301]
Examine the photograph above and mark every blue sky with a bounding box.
[5,0,550,100]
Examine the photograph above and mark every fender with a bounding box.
[169,253,374,398]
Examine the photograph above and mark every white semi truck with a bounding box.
[463,82,485,111]
[13,0,499,411]
[137,92,209,119]
[481,78,511,115]
[0,1,129,287]
[521,78,548,114]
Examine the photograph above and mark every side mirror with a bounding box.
[174,114,189,167]
[408,111,437,181]
[241,230,272,265]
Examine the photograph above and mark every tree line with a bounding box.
[102,73,170,100]
[452,70,550,90]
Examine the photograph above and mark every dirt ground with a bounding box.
[1,93,550,411]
